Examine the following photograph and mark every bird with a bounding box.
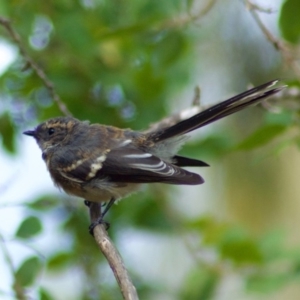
[23,79,285,229]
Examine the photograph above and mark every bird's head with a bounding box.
[23,117,80,153]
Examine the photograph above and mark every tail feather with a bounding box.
[151,80,284,142]
[172,155,209,167]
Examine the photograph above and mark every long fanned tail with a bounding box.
[151,80,284,142]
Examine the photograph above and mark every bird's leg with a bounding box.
[101,197,116,218]
[88,197,116,235]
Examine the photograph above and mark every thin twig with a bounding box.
[164,0,217,29]
[245,0,300,79]
[88,202,139,300]
[0,17,72,117]
[192,86,201,106]
[0,234,27,300]
[245,0,275,13]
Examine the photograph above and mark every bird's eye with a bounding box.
[48,128,55,135]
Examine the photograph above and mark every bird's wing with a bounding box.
[97,145,204,185]
[53,143,203,185]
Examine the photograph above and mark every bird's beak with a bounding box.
[23,130,36,137]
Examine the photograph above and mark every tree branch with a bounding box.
[0,17,72,117]
[163,0,217,29]
[88,202,139,300]
[245,0,300,79]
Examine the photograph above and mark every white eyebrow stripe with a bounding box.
[124,153,152,158]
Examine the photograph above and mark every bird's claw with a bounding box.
[89,216,110,235]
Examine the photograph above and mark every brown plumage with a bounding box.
[23,80,285,224]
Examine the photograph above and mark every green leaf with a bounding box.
[188,217,263,265]
[186,216,230,245]
[27,196,59,211]
[39,287,55,300]
[220,232,263,265]
[15,216,42,239]
[47,252,72,270]
[180,268,219,300]
[0,0,9,16]
[246,273,290,293]
[153,31,186,68]
[279,0,300,44]
[235,124,286,151]
[0,113,15,154]
[15,257,41,287]
[259,231,285,262]
[182,134,233,159]
[110,190,174,232]
[264,111,293,126]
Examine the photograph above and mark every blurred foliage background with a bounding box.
[1,0,300,299]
